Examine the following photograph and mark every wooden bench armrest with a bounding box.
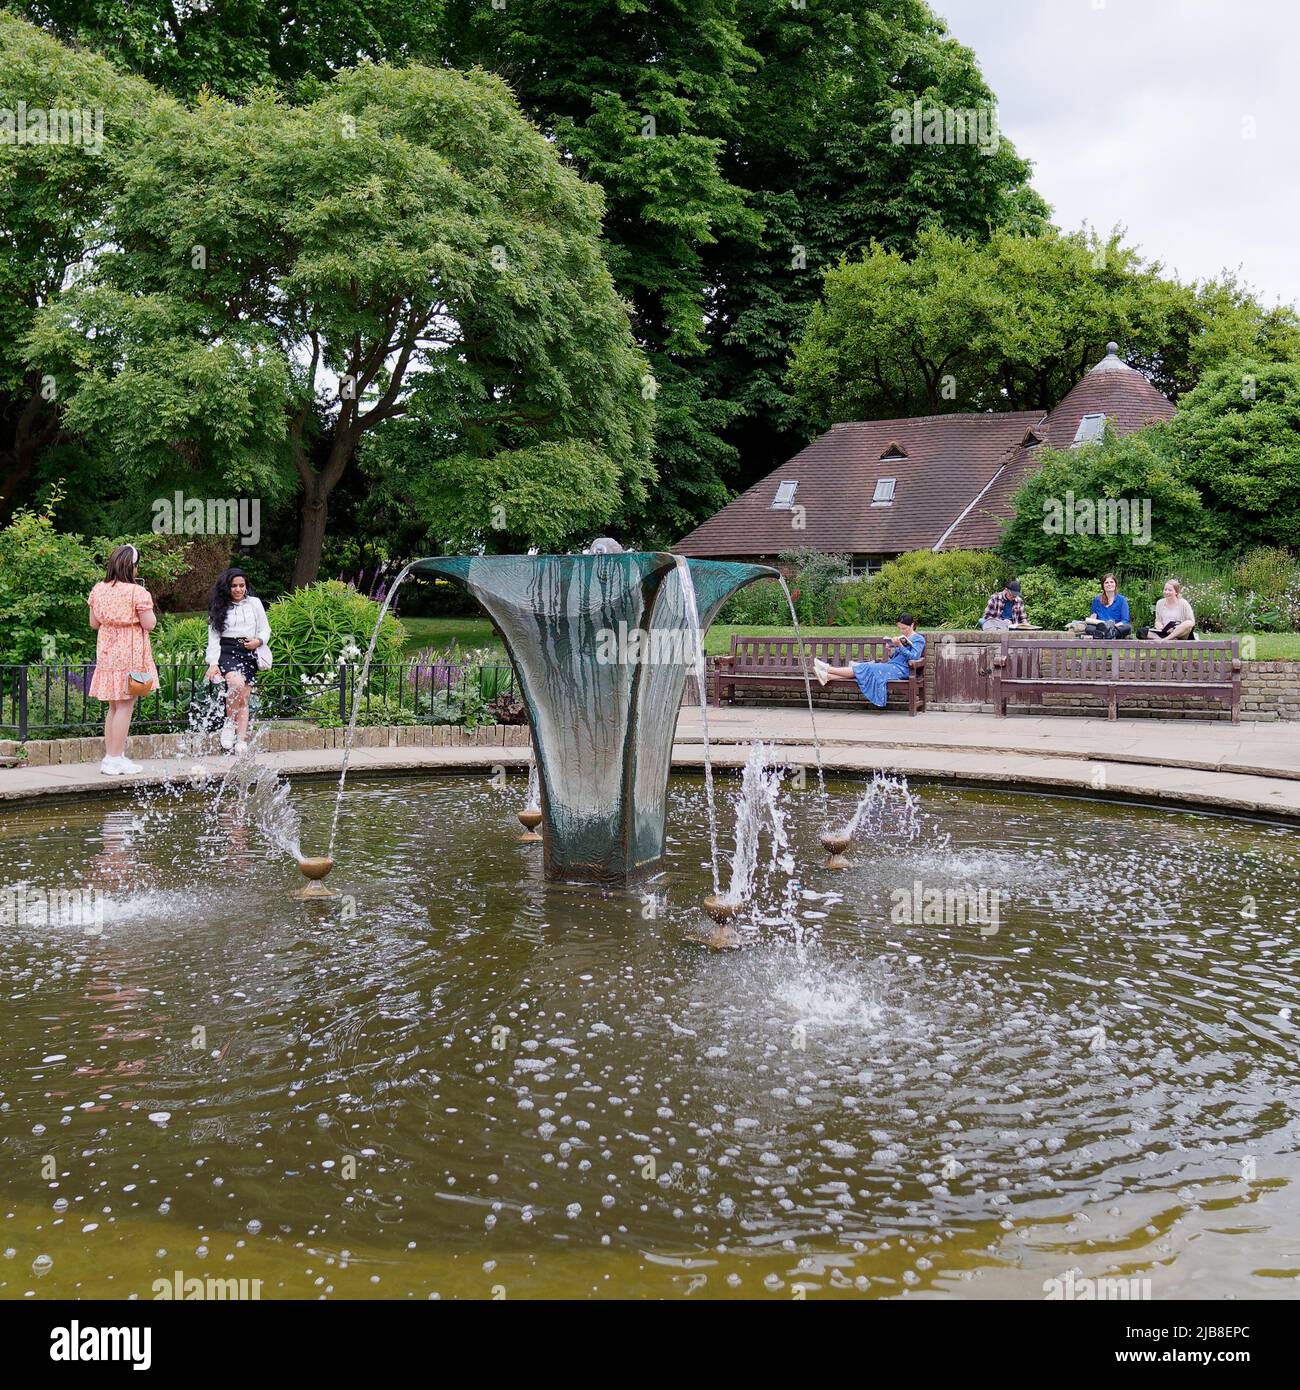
[1231,657,1242,672]
[715,654,734,669]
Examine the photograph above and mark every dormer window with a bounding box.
[771,480,798,509]
[1072,412,1106,446]
[879,441,908,461]
[871,477,897,506]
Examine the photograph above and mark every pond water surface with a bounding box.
[1,773,1298,1299]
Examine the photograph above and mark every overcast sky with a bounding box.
[934,0,1300,310]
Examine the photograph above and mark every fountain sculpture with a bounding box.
[409,552,779,884]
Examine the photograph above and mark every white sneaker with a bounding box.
[813,658,831,687]
[220,719,236,751]
[100,756,126,776]
[118,756,143,774]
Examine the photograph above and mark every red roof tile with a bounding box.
[673,411,1045,558]
[675,344,1176,558]
[1041,344,1176,449]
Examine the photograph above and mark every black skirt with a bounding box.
[217,637,258,683]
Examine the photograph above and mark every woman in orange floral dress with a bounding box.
[87,545,159,777]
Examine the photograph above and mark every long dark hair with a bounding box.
[104,544,137,584]
[208,568,252,634]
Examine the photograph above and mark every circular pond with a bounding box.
[1,774,1298,1299]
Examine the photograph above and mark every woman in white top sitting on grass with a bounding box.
[204,568,271,754]
[1140,579,1196,641]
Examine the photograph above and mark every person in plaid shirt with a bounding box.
[979,579,1028,628]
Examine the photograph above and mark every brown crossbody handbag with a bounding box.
[127,599,154,697]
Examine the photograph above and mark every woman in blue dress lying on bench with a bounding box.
[812,613,925,707]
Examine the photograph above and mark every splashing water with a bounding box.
[191,726,304,861]
[327,561,416,857]
[718,741,793,913]
[840,770,922,842]
[175,682,229,761]
[675,555,723,895]
[225,750,304,861]
[523,750,541,813]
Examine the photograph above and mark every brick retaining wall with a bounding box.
[2,722,532,767]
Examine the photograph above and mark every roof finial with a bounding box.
[1106,341,1120,357]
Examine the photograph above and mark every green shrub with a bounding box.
[1014,566,1102,631]
[266,581,405,667]
[838,549,1006,628]
[301,689,421,728]
[780,549,849,625]
[999,430,1218,577]
[0,494,102,663]
[153,614,210,659]
[1118,547,1300,634]
[717,578,789,626]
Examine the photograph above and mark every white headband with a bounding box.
[126,544,138,563]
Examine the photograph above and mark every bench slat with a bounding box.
[993,636,1239,723]
[717,634,926,715]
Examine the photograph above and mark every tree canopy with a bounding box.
[789,227,1300,429]
[1159,361,1300,550]
[438,0,1050,541]
[998,428,1218,578]
[17,33,654,582]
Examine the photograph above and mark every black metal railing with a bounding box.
[0,659,521,741]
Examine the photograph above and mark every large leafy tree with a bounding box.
[25,54,654,584]
[440,0,1050,541]
[439,0,759,543]
[703,0,1050,487]
[1158,362,1300,550]
[0,13,162,511]
[5,1,445,98]
[789,227,1300,429]
[7,1,1054,555]
[999,429,1217,577]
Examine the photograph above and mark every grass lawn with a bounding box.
[396,616,1300,662]
[397,616,499,653]
[1239,633,1300,660]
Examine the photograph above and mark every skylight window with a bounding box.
[871,477,897,506]
[1073,412,1107,446]
[771,480,798,508]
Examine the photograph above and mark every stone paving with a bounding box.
[2,706,1299,821]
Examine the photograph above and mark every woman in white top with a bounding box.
[204,568,271,754]
[1143,578,1196,641]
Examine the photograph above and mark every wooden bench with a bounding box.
[713,634,927,715]
[991,636,1241,722]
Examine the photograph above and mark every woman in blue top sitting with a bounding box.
[812,613,926,707]
[1086,572,1132,637]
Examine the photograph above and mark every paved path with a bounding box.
[2,709,1299,821]
[676,706,1300,781]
